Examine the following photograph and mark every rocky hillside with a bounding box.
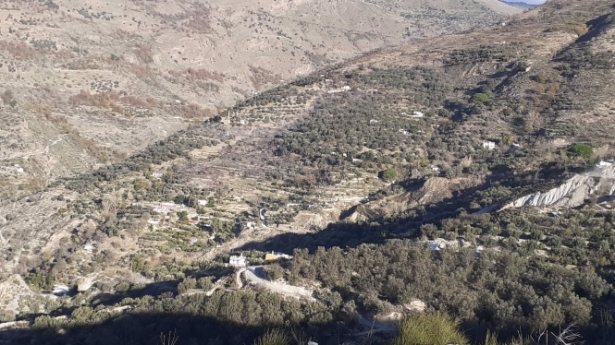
[0,0,519,202]
[2,0,615,344]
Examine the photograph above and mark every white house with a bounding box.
[411,111,425,118]
[229,254,249,268]
[482,141,496,150]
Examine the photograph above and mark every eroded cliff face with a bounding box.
[500,165,615,210]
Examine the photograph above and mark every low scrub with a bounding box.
[253,329,289,345]
[567,143,593,158]
[391,313,469,345]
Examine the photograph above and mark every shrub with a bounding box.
[390,313,469,345]
[380,168,398,181]
[567,143,593,158]
[515,60,529,71]
[501,133,515,145]
[177,211,189,222]
[573,23,589,36]
[25,271,55,292]
[45,1,59,10]
[174,194,186,205]
[197,276,213,290]
[471,93,489,104]
[253,329,289,345]
[1,89,13,104]
[265,264,284,281]
[0,310,15,323]
[177,277,197,294]
[207,197,215,207]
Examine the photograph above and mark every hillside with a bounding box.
[2,0,615,344]
[501,1,540,9]
[0,0,519,202]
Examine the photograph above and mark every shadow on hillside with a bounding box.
[0,313,269,345]
[14,281,185,325]
[552,13,615,63]
[87,267,238,307]
[0,310,350,345]
[90,281,178,307]
[239,177,494,253]
[576,13,615,44]
[239,162,586,254]
[0,304,529,345]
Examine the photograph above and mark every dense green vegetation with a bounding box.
[472,92,489,104]
[6,288,358,345]
[567,143,593,158]
[380,168,398,181]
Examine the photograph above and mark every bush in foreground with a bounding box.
[253,329,290,345]
[391,313,469,345]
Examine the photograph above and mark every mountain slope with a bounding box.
[1,0,612,290]
[0,0,520,201]
[2,0,615,343]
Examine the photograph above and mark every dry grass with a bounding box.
[390,313,469,345]
[68,90,157,112]
[177,103,214,119]
[253,329,289,345]
[249,65,283,90]
[0,40,39,60]
[134,45,154,64]
[168,68,226,83]
[573,23,590,36]
[68,90,123,113]
[65,57,103,70]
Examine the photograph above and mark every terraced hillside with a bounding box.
[3,0,615,344]
[0,0,519,202]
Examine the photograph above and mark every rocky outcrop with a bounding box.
[76,277,95,293]
[500,166,615,211]
[508,174,595,208]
